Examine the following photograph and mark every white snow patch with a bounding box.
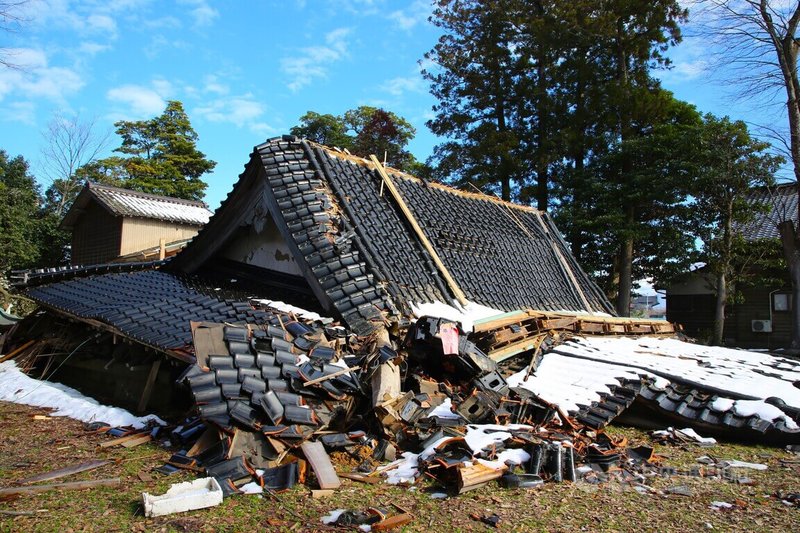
[720,459,767,471]
[507,352,653,414]
[476,448,531,470]
[0,361,164,428]
[409,300,504,332]
[427,398,461,419]
[546,336,800,428]
[321,509,346,525]
[238,481,263,494]
[711,397,735,411]
[677,427,717,445]
[732,399,795,427]
[252,299,327,321]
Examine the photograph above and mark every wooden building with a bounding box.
[60,183,213,266]
[666,184,795,349]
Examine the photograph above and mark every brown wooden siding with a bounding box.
[71,202,122,265]
[119,218,201,256]
[666,294,716,339]
[727,286,792,350]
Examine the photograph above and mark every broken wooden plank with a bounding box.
[303,365,359,387]
[99,431,148,448]
[370,154,468,306]
[137,357,162,414]
[0,478,120,497]
[0,340,36,363]
[373,513,413,531]
[300,441,341,490]
[16,460,108,485]
[337,472,382,484]
[121,434,152,448]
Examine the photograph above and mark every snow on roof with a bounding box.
[61,182,213,228]
[509,335,800,430]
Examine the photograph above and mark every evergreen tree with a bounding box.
[290,106,423,173]
[424,0,531,202]
[693,115,782,344]
[0,150,46,274]
[93,101,215,200]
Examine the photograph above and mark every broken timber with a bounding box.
[369,154,468,306]
[470,310,676,362]
[0,478,121,497]
[15,460,109,485]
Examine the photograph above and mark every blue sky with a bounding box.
[0,0,790,211]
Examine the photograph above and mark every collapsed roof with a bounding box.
[5,136,799,456]
[169,135,613,333]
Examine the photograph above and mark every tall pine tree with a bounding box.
[87,101,215,201]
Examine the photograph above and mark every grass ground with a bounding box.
[0,401,798,532]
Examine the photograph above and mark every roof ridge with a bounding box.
[87,181,210,208]
[297,138,544,215]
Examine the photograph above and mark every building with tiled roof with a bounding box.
[667,183,797,349]
[170,135,613,334]
[61,182,213,265]
[734,182,798,241]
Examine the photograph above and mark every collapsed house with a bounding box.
[2,136,799,498]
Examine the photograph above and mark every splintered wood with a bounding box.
[470,310,677,362]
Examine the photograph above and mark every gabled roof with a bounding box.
[736,182,798,240]
[60,182,213,229]
[170,136,614,334]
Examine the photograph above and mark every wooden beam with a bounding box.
[16,460,108,485]
[99,431,148,448]
[0,340,36,363]
[0,478,120,497]
[137,357,162,414]
[369,154,468,306]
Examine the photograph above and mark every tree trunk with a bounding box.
[778,220,800,350]
[761,0,800,349]
[615,206,635,316]
[713,199,735,346]
[713,270,726,346]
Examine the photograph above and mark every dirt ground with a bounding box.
[0,400,798,532]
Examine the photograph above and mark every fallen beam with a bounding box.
[16,460,108,485]
[0,478,121,497]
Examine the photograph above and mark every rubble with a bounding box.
[1,138,799,520]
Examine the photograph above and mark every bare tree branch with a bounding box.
[40,113,111,217]
[0,1,31,69]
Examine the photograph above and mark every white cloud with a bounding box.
[281,27,351,92]
[388,0,431,31]
[178,0,219,27]
[1,102,37,125]
[143,16,182,29]
[0,48,83,103]
[87,13,117,38]
[78,41,111,55]
[106,84,167,117]
[194,93,274,135]
[203,75,229,95]
[380,75,424,97]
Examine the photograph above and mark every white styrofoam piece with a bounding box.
[142,477,223,517]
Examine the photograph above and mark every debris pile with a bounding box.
[158,309,657,499]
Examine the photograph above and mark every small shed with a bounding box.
[60,183,213,266]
